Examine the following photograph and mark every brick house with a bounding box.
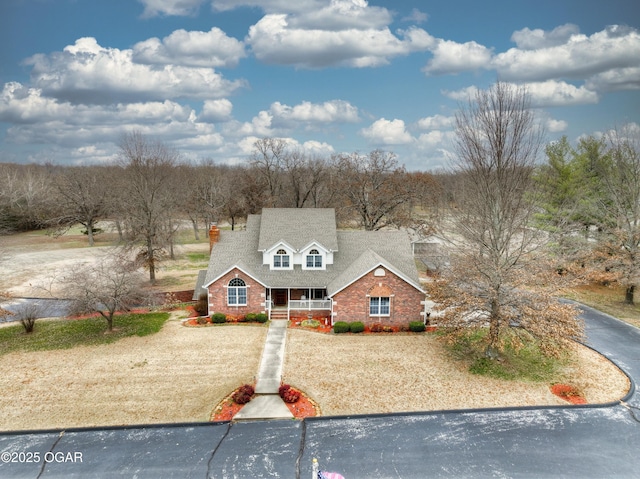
[196,208,426,328]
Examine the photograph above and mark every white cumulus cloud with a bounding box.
[25,37,246,104]
[246,1,434,69]
[493,25,640,84]
[269,99,359,125]
[423,39,493,75]
[138,0,205,17]
[523,80,599,106]
[360,118,413,145]
[510,24,580,50]
[416,114,455,130]
[132,27,246,68]
[545,118,569,133]
[199,99,233,122]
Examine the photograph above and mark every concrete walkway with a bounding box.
[233,319,293,420]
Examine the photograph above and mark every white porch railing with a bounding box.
[289,299,332,310]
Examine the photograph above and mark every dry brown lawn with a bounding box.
[283,330,630,417]
[0,319,631,432]
[0,315,266,432]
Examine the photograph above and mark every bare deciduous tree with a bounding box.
[433,82,583,358]
[0,163,54,232]
[50,166,111,246]
[118,131,178,283]
[594,125,640,304]
[250,137,286,207]
[334,150,414,230]
[62,257,147,331]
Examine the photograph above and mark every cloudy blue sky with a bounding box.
[1,0,639,170]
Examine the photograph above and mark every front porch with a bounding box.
[267,288,332,322]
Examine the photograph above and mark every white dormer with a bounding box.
[263,240,333,270]
[263,242,295,270]
[299,242,332,270]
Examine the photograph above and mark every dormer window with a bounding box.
[306,249,322,268]
[273,249,290,268]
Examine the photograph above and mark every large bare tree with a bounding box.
[433,82,583,358]
[334,150,414,230]
[118,131,178,283]
[250,137,286,208]
[50,166,111,246]
[594,125,640,304]
[0,163,54,232]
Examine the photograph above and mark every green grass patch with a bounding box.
[564,283,640,329]
[446,328,567,382]
[0,312,169,356]
[186,252,209,263]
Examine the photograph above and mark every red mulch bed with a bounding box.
[288,321,333,334]
[211,386,319,421]
[550,384,587,404]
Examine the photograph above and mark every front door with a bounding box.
[273,289,288,307]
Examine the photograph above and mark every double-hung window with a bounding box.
[228,278,247,306]
[306,249,322,268]
[273,249,290,268]
[369,297,390,316]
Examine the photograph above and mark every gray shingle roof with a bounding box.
[257,208,338,252]
[203,209,422,294]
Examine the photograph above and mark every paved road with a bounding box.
[1,304,639,478]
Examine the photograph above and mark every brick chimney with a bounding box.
[209,223,220,252]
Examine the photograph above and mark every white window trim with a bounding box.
[369,296,391,317]
[227,279,248,306]
[273,249,292,270]
[305,249,323,269]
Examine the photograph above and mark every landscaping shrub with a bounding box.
[300,319,321,328]
[245,313,257,322]
[232,384,255,404]
[349,321,365,333]
[238,384,255,396]
[278,384,290,396]
[369,323,384,333]
[279,384,300,403]
[196,316,208,325]
[409,321,426,332]
[194,293,208,316]
[254,313,268,323]
[333,321,350,333]
[211,313,226,324]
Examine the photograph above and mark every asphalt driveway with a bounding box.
[1,303,639,478]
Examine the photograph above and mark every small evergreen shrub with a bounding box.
[211,312,226,324]
[333,321,350,333]
[349,321,365,333]
[254,313,268,323]
[245,313,257,322]
[409,321,426,332]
